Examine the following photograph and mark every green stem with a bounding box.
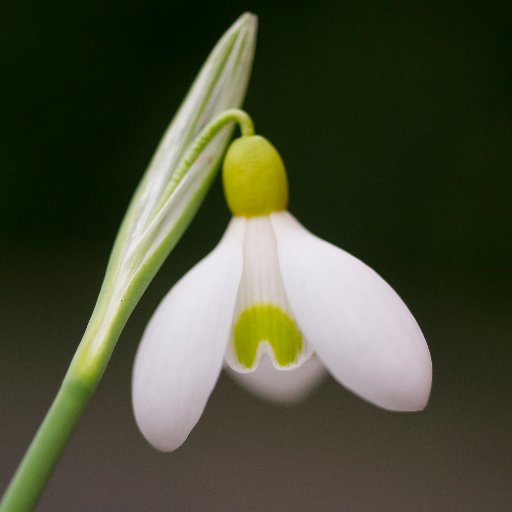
[0,327,103,512]
[155,108,254,213]
[0,109,255,512]
[0,380,94,511]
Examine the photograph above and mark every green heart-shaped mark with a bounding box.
[233,303,303,368]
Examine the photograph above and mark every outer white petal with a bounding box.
[271,211,432,411]
[132,218,245,451]
[225,355,326,405]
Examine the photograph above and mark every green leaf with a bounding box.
[103,13,256,310]
[77,13,257,377]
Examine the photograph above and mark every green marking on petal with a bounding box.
[233,303,303,369]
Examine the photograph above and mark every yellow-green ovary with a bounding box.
[233,303,303,369]
[222,135,289,217]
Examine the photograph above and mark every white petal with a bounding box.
[132,218,245,451]
[271,211,432,411]
[225,355,326,405]
[224,216,313,372]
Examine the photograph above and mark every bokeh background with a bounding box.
[1,1,511,510]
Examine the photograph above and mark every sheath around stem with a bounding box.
[0,13,257,512]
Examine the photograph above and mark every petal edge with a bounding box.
[226,355,326,405]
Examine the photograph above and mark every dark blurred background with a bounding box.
[1,1,511,510]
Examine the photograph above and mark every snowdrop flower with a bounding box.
[132,135,432,451]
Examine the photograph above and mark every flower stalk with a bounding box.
[0,13,257,512]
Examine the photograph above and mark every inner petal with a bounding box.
[225,216,312,372]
